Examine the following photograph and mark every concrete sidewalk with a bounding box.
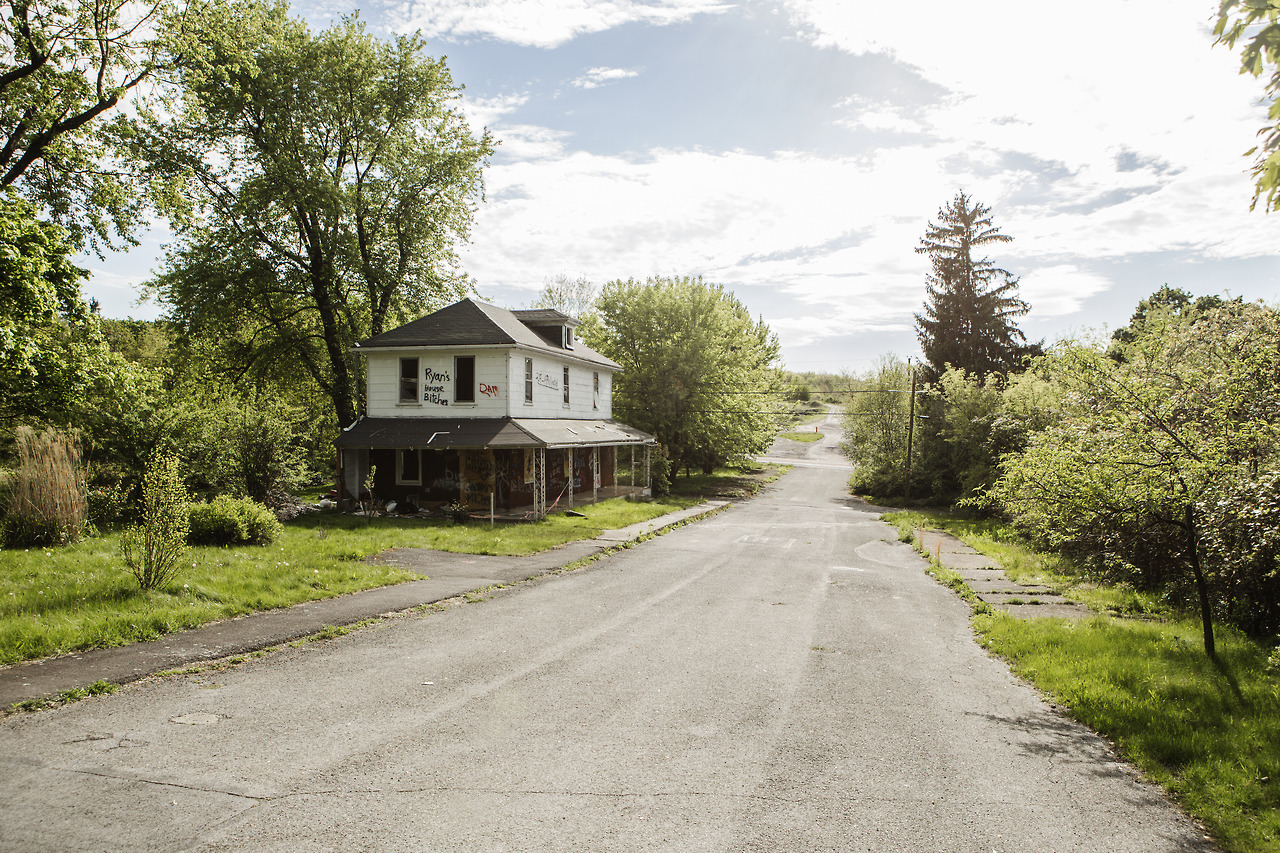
[0,501,728,709]
[914,528,1093,620]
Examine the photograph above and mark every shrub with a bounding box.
[121,452,189,590]
[2,426,87,546]
[86,484,128,527]
[187,495,281,546]
[650,444,672,497]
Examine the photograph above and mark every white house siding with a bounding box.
[503,350,616,420]
[365,351,510,418]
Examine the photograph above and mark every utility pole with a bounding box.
[904,358,917,500]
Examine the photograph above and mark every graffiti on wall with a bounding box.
[424,367,451,406]
[480,383,500,397]
[459,449,496,509]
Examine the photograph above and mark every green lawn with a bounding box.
[779,430,823,443]
[886,508,1280,853]
[0,496,696,665]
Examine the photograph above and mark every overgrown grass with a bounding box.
[978,612,1280,853]
[883,509,1168,618]
[886,507,1280,853]
[0,496,696,665]
[779,431,823,443]
[668,462,788,499]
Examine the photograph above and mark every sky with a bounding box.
[81,0,1280,374]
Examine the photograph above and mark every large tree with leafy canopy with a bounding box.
[589,276,783,476]
[0,0,204,249]
[140,3,493,425]
[913,191,1037,383]
[986,301,1280,655]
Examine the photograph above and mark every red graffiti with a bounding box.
[479,383,500,397]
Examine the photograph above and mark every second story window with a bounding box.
[563,366,570,407]
[399,357,419,403]
[455,355,476,403]
[593,372,599,410]
[524,358,533,403]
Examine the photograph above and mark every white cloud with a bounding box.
[462,93,529,134]
[1017,264,1112,318]
[571,66,641,89]
[396,0,732,48]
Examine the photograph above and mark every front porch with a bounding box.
[334,417,655,520]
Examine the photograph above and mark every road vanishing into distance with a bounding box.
[0,410,1214,851]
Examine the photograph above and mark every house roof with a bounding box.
[334,417,656,450]
[355,298,619,369]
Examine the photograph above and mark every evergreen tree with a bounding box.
[913,192,1036,382]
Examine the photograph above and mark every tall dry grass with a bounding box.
[4,426,88,546]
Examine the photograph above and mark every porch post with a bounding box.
[566,450,573,510]
[592,446,600,503]
[535,447,546,520]
[644,445,652,494]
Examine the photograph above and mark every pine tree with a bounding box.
[913,192,1036,382]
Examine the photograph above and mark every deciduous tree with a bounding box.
[141,4,493,425]
[986,302,1280,655]
[590,276,783,476]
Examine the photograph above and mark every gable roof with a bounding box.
[355,298,619,369]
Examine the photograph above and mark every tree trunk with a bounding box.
[1184,503,1216,658]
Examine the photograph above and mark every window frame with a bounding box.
[524,357,534,404]
[396,448,423,485]
[563,366,570,407]
[399,357,420,404]
[593,371,599,410]
[455,355,476,404]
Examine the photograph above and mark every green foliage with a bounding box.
[140,5,494,424]
[1109,285,1227,349]
[650,444,672,497]
[911,366,1059,502]
[0,192,117,426]
[1215,0,1280,212]
[205,396,309,506]
[121,452,189,590]
[986,301,1280,650]
[914,191,1039,383]
[187,496,281,546]
[591,275,783,476]
[0,0,186,247]
[2,426,87,546]
[843,355,911,496]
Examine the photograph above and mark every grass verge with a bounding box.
[667,461,788,499]
[886,508,1280,853]
[779,431,823,443]
[0,495,696,665]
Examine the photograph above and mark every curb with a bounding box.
[1,500,731,712]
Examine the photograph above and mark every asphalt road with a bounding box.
[0,415,1214,852]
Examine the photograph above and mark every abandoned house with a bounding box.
[334,298,656,518]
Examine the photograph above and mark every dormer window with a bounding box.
[564,327,574,349]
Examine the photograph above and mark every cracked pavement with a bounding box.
[0,415,1217,851]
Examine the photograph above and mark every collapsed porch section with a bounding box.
[334,417,656,519]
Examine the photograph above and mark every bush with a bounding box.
[86,484,128,527]
[121,452,189,590]
[187,495,281,546]
[2,426,88,546]
[650,444,672,497]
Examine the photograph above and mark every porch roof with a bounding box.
[335,417,655,450]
